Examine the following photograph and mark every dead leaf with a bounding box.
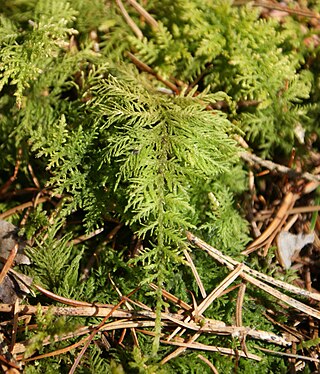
[0,220,31,303]
[277,231,315,269]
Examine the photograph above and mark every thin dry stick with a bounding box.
[255,346,319,363]
[108,275,139,347]
[263,312,302,342]
[149,283,193,311]
[236,0,320,19]
[0,149,21,195]
[34,283,95,307]
[161,340,261,361]
[115,0,143,40]
[188,232,320,301]
[165,319,291,346]
[242,192,297,255]
[0,354,20,371]
[10,298,20,352]
[283,213,299,231]
[236,283,246,327]
[197,354,219,374]
[187,232,320,320]
[80,223,123,280]
[178,318,289,345]
[183,249,207,298]
[10,299,19,352]
[69,288,139,374]
[167,265,243,340]
[0,188,39,200]
[126,52,180,94]
[0,244,18,285]
[241,272,320,320]
[0,304,145,319]
[68,299,127,374]
[289,205,320,214]
[0,197,48,220]
[162,265,244,364]
[2,303,290,348]
[218,283,241,298]
[13,325,94,355]
[72,227,104,245]
[141,323,291,346]
[127,0,159,29]
[198,264,244,314]
[1,301,206,326]
[118,328,127,346]
[27,163,40,189]
[240,151,320,182]
[303,181,320,195]
[14,321,159,356]
[22,335,92,363]
[122,296,153,312]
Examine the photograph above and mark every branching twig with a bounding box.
[162,265,245,364]
[187,232,320,319]
[69,288,139,374]
[240,151,320,183]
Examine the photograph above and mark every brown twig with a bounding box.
[162,265,244,363]
[187,232,320,318]
[34,283,99,307]
[0,149,22,195]
[187,64,213,93]
[255,346,319,363]
[72,227,104,246]
[242,192,297,255]
[0,244,18,285]
[115,0,143,40]
[10,299,19,352]
[80,223,123,280]
[27,164,40,189]
[161,339,262,361]
[197,354,219,373]
[0,197,49,220]
[149,283,193,311]
[4,308,288,346]
[22,335,92,363]
[240,151,320,183]
[0,354,20,371]
[0,188,40,200]
[236,283,246,327]
[68,290,138,374]
[72,296,136,368]
[289,205,320,214]
[126,52,180,94]
[126,0,159,29]
[108,275,139,346]
[233,0,320,19]
[183,249,207,298]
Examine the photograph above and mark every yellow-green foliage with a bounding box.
[1,0,319,372]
